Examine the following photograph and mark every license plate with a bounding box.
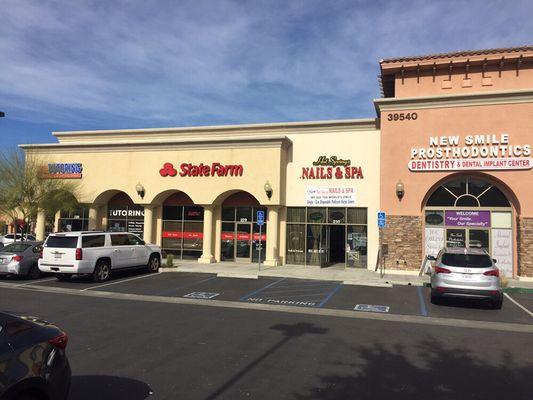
[54,254,62,259]
[461,274,473,279]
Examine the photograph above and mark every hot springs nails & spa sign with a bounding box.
[409,134,532,172]
[301,156,364,179]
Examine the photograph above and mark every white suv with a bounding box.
[39,231,161,282]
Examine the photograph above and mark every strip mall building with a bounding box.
[21,46,533,279]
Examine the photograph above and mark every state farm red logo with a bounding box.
[159,163,177,177]
[159,162,243,177]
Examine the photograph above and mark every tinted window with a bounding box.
[45,236,78,248]
[111,234,130,246]
[82,235,105,248]
[1,243,31,253]
[127,234,144,245]
[441,253,492,268]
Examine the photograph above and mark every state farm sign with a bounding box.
[160,162,243,177]
[409,134,532,172]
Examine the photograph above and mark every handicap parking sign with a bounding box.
[256,210,265,226]
[377,211,386,228]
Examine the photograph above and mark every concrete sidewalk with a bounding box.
[163,261,429,287]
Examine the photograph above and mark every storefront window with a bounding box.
[286,224,305,264]
[307,208,325,223]
[221,207,267,262]
[161,205,203,260]
[108,205,144,237]
[59,206,89,232]
[347,225,367,268]
[287,207,368,268]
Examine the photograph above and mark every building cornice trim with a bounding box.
[19,135,292,153]
[374,89,533,114]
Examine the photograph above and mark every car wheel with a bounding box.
[93,260,111,283]
[27,264,41,280]
[430,292,441,305]
[492,298,503,310]
[147,254,160,273]
[56,274,71,282]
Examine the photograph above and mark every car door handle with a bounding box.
[113,249,119,252]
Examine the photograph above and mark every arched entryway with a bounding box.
[158,191,204,260]
[218,191,266,263]
[106,192,145,237]
[423,175,515,277]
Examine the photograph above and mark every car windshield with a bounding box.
[45,236,78,248]
[441,253,493,268]
[0,243,31,253]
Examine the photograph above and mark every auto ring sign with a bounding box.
[408,134,533,172]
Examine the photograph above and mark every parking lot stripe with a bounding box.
[81,272,162,292]
[239,278,286,301]
[504,293,533,318]
[416,286,428,317]
[15,277,56,287]
[158,276,218,296]
[318,283,343,308]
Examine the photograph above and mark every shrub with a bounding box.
[165,254,175,268]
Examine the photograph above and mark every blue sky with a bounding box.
[1,0,532,151]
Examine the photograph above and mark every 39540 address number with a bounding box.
[386,112,418,121]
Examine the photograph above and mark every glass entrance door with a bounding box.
[235,223,252,262]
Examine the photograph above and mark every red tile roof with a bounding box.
[380,45,533,64]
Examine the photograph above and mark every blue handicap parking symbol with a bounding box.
[257,210,265,225]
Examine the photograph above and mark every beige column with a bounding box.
[88,206,99,231]
[35,210,46,241]
[143,205,154,243]
[198,205,216,264]
[264,206,280,266]
[155,206,163,247]
[53,210,61,232]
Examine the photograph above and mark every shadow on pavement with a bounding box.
[69,375,152,399]
[293,337,532,400]
[205,322,328,400]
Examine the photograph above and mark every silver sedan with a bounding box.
[0,241,44,279]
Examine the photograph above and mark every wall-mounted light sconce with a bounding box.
[396,180,405,201]
[136,182,145,199]
[264,181,273,200]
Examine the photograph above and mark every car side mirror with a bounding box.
[426,255,436,261]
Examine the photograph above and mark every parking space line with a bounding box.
[416,286,428,317]
[81,272,162,292]
[318,283,343,308]
[504,293,533,318]
[15,278,56,287]
[158,276,218,296]
[239,278,286,301]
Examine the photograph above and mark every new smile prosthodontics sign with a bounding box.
[409,134,532,172]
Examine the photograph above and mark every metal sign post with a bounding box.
[377,212,387,277]
[256,210,265,272]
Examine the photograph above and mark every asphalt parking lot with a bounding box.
[1,270,532,326]
[0,270,532,400]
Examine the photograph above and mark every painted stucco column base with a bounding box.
[143,205,154,243]
[265,206,280,266]
[35,210,46,241]
[199,205,216,264]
